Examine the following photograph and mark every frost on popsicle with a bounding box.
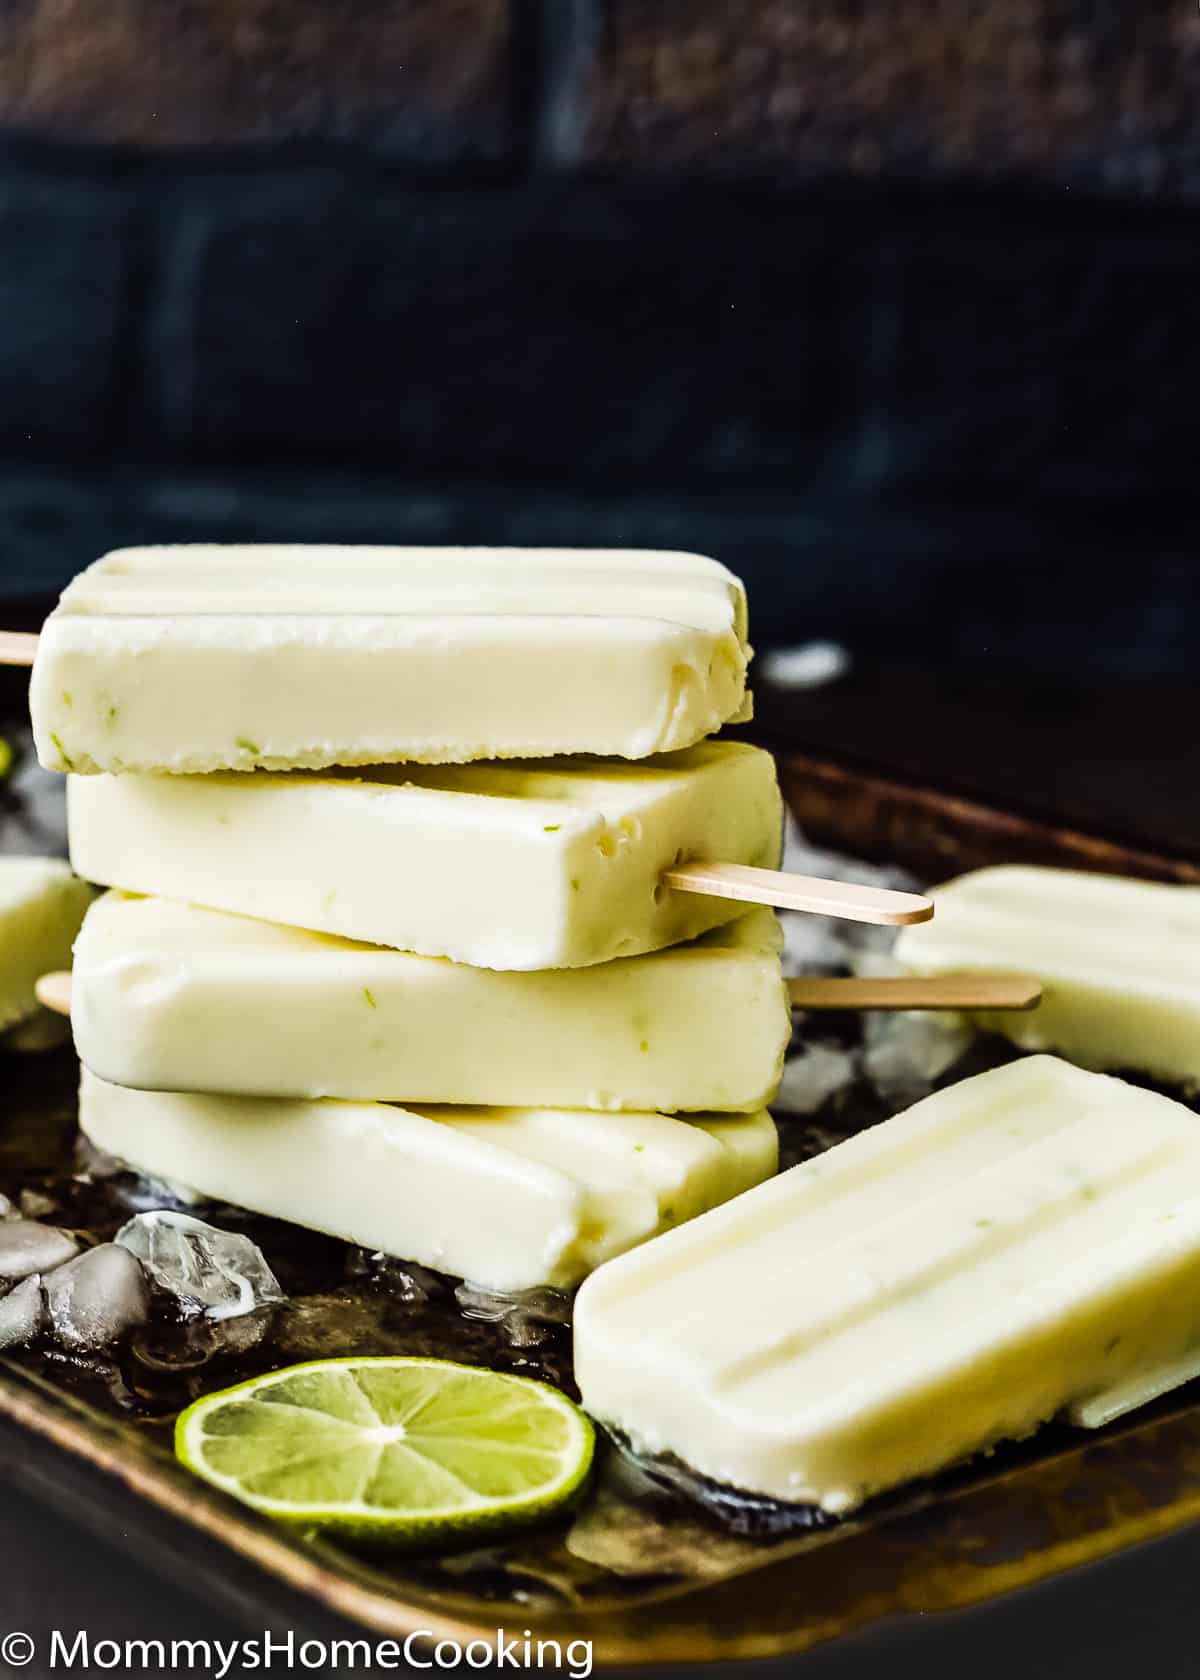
[116,1210,287,1322]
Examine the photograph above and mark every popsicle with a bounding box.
[30,545,752,775]
[70,893,791,1112]
[574,1055,1200,1512]
[67,746,932,958]
[895,865,1200,1088]
[0,858,94,1031]
[79,1071,778,1292]
[68,744,787,969]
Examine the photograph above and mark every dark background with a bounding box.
[0,1,1197,679]
[2,1,1200,1668]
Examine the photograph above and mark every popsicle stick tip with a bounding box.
[786,973,1043,1012]
[0,630,38,667]
[35,970,71,1017]
[663,861,935,927]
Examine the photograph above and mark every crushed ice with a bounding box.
[116,1210,287,1322]
[778,818,976,1114]
[45,1245,151,1352]
[71,1139,206,1209]
[863,1010,975,1108]
[72,1135,125,1183]
[0,1276,45,1349]
[0,1219,79,1282]
[758,641,852,691]
[773,1044,859,1115]
[781,815,924,957]
[347,1251,447,1303]
[455,1282,573,1348]
[0,1207,155,1353]
[18,1188,59,1220]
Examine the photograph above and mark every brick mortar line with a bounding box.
[525,0,604,171]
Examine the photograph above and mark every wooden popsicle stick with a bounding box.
[37,968,1040,1021]
[0,631,38,666]
[663,862,933,927]
[787,973,1042,1011]
[35,971,71,1016]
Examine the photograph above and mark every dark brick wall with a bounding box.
[7,154,1196,497]
[144,179,865,478]
[0,0,513,160]
[0,1,1196,675]
[555,2,1200,197]
[0,170,127,452]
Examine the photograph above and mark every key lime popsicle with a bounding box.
[70,893,790,1112]
[79,1070,778,1292]
[896,865,1200,1087]
[575,1056,1200,1512]
[0,857,93,1031]
[32,545,750,775]
[67,743,783,969]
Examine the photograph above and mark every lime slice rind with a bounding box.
[176,1356,595,1548]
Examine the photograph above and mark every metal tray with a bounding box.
[3,739,1200,1667]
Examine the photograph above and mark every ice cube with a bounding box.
[0,1276,45,1348]
[780,816,923,961]
[773,1043,859,1115]
[73,1134,124,1182]
[349,1253,446,1303]
[19,1189,59,1220]
[112,1173,211,1215]
[850,948,905,979]
[115,1210,286,1322]
[759,641,851,690]
[44,1244,150,1351]
[863,1009,974,1108]
[455,1282,572,1348]
[781,814,921,898]
[74,1138,209,1210]
[0,1219,79,1283]
[779,912,849,974]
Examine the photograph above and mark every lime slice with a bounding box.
[175,1356,595,1549]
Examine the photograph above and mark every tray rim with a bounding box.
[7,1355,1200,1667]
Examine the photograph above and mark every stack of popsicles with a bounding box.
[27,547,1200,1520]
[32,544,808,1293]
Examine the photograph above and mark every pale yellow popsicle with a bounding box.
[71,893,790,1112]
[79,1071,778,1292]
[0,858,94,1031]
[32,545,751,774]
[575,1056,1200,1512]
[896,865,1200,1088]
[67,743,783,969]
